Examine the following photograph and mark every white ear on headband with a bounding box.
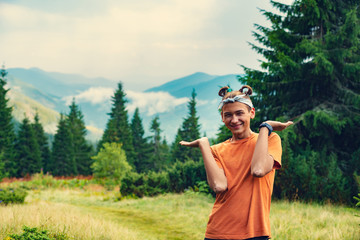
[218,95,254,110]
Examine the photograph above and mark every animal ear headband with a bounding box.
[218,85,254,110]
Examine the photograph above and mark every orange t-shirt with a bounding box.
[205,132,282,240]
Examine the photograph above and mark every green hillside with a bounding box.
[7,88,103,142]
[8,88,60,132]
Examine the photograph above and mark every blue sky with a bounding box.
[0,0,293,91]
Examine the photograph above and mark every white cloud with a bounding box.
[126,90,188,115]
[63,87,114,105]
[0,0,295,91]
[62,87,188,115]
[197,99,210,106]
[0,1,218,83]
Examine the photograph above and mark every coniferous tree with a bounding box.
[51,114,77,176]
[216,124,232,143]
[130,108,152,172]
[0,65,16,177]
[98,83,136,167]
[160,138,171,166]
[172,129,183,160]
[171,89,201,162]
[67,99,93,175]
[31,112,51,173]
[149,116,163,171]
[240,0,360,203]
[15,116,41,177]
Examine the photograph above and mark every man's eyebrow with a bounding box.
[223,110,245,115]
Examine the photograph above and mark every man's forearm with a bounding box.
[199,138,228,193]
[251,128,274,177]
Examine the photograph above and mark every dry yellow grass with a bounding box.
[26,189,212,240]
[0,201,146,240]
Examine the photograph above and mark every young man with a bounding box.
[180,85,292,240]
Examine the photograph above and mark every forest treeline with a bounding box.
[1,0,359,205]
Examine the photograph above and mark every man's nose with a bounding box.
[230,115,238,123]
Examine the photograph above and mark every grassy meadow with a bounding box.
[0,179,359,240]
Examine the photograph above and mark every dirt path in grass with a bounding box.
[77,204,198,240]
[31,189,210,239]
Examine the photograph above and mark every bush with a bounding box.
[91,142,132,184]
[1,174,94,191]
[7,226,68,240]
[354,193,360,207]
[273,121,356,205]
[94,178,118,191]
[27,172,59,189]
[120,171,169,197]
[193,181,212,195]
[146,171,170,196]
[120,160,208,198]
[0,187,27,205]
[168,160,206,193]
[120,171,146,198]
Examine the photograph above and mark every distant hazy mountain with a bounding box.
[6,68,116,142]
[146,72,217,94]
[6,68,243,143]
[143,72,242,140]
[7,68,117,110]
[146,72,239,100]
[8,87,60,133]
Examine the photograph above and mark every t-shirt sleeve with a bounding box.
[210,145,224,169]
[268,133,282,169]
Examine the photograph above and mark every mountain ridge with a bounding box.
[6,67,243,142]
[145,72,217,93]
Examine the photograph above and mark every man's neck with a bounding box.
[232,130,253,141]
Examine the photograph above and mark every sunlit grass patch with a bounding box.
[271,200,360,239]
[26,189,213,240]
[0,201,142,240]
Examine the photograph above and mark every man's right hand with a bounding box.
[179,137,209,148]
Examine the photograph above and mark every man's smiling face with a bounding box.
[221,102,255,139]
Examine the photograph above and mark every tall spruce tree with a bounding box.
[31,112,51,173]
[51,114,77,176]
[130,108,152,172]
[160,138,171,166]
[149,116,164,171]
[0,65,16,177]
[240,0,360,203]
[98,82,136,167]
[15,116,42,177]
[67,99,93,175]
[171,89,201,162]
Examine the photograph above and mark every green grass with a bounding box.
[1,186,359,240]
[271,200,360,239]
[27,189,212,240]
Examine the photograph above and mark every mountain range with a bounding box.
[5,68,243,143]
